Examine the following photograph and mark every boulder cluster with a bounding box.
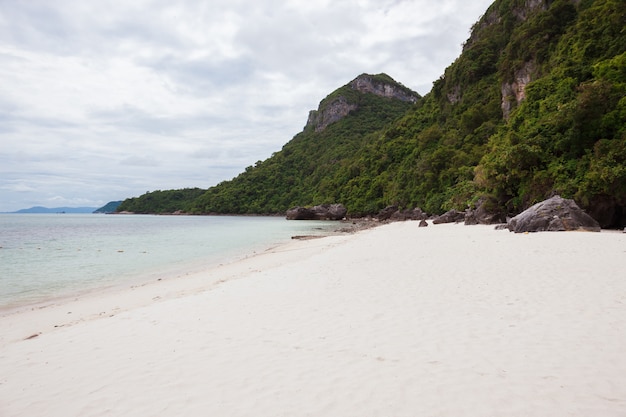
[286,195,603,233]
[286,204,347,221]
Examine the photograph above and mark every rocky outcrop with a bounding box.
[506,195,601,232]
[432,209,466,224]
[305,73,419,132]
[502,60,535,119]
[349,74,419,104]
[391,208,428,221]
[286,204,347,221]
[464,197,507,225]
[512,0,546,21]
[377,206,428,221]
[306,97,358,133]
[377,205,399,221]
[447,85,461,104]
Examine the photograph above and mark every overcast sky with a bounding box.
[0,0,493,212]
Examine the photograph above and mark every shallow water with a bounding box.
[0,214,337,308]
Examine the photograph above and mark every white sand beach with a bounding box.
[1,222,625,416]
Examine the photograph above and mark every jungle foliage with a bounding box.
[118,0,626,226]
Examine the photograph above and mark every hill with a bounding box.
[119,73,420,215]
[118,0,626,227]
[12,206,98,214]
[93,201,123,213]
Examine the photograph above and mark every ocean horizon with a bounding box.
[0,213,338,309]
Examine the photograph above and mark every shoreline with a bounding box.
[2,222,625,416]
[0,230,356,344]
[0,214,361,313]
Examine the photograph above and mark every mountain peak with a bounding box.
[305,73,420,132]
[349,73,420,103]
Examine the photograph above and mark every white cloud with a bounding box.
[0,0,493,212]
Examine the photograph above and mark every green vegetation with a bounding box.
[119,188,205,214]
[93,201,123,213]
[118,0,626,227]
[189,80,418,215]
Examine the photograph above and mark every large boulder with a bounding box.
[285,206,317,220]
[286,204,347,220]
[377,205,399,221]
[311,204,347,220]
[507,195,601,233]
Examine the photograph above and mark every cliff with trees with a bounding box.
[118,0,626,228]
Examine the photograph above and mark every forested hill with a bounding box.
[118,73,421,215]
[118,0,626,228]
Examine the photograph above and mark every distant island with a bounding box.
[8,201,122,214]
[10,206,99,214]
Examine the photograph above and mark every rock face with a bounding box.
[349,74,419,103]
[286,204,347,221]
[502,60,535,119]
[507,195,601,233]
[306,97,358,133]
[305,73,420,132]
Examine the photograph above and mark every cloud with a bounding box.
[0,0,493,212]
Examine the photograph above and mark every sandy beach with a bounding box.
[1,222,625,416]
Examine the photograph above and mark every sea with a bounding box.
[0,214,338,309]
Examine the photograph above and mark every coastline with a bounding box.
[1,222,625,416]
[0,214,352,311]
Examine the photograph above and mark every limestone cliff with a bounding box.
[501,60,535,119]
[305,73,420,132]
[348,74,419,103]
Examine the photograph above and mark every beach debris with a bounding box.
[24,333,41,340]
[291,235,323,240]
[506,195,601,233]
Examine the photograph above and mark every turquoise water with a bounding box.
[0,214,337,308]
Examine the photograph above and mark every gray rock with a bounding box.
[507,195,601,233]
[377,205,399,221]
[286,204,347,221]
[285,207,317,220]
[464,197,506,225]
[311,204,347,220]
[432,209,465,224]
[407,208,428,221]
[377,206,428,221]
[418,219,428,227]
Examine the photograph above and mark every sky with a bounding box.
[0,0,494,212]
